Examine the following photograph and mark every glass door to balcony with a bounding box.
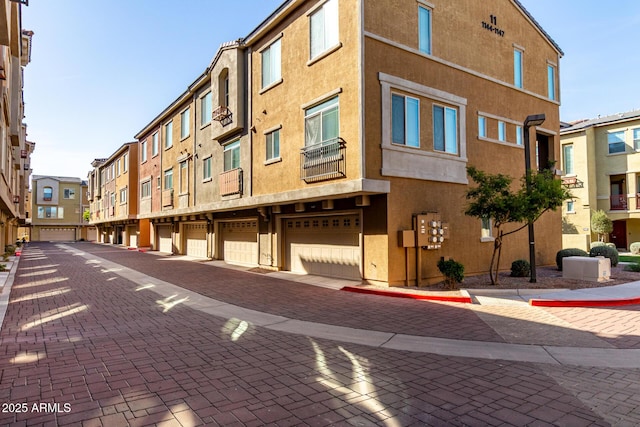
[610,175,627,210]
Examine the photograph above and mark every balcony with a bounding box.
[212,106,232,127]
[220,168,242,196]
[300,138,346,183]
[610,195,627,210]
[162,189,174,208]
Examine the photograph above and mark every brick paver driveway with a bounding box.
[0,242,637,426]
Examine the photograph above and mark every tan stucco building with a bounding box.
[92,0,564,286]
[561,110,640,251]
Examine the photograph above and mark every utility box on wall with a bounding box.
[398,230,415,247]
[415,213,447,249]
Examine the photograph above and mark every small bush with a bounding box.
[510,259,531,277]
[5,245,15,255]
[624,262,640,272]
[556,248,588,270]
[605,243,616,249]
[437,259,464,289]
[589,245,619,267]
[630,242,640,255]
[590,241,606,249]
[0,264,7,272]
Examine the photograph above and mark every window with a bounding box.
[203,156,212,181]
[305,96,339,146]
[608,131,625,154]
[433,105,458,154]
[201,92,212,126]
[63,188,75,199]
[266,129,281,160]
[419,5,432,55]
[157,177,161,189]
[37,206,64,219]
[141,180,151,199]
[110,192,115,207]
[180,108,190,139]
[478,116,486,138]
[481,217,493,240]
[498,121,506,142]
[514,49,523,88]
[547,64,556,101]
[516,125,523,146]
[563,144,574,175]
[310,0,339,59]
[391,94,419,147]
[261,38,281,88]
[224,140,241,171]
[634,128,640,150]
[141,140,147,162]
[117,159,121,176]
[43,186,53,201]
[165,121,173,149]
[566,200,575,213]
[119,188,127,204]
[164,168,173,189]
[152,132,159,156]
[179,161,188,194]
[123,153,128,172]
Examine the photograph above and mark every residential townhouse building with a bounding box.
[30,176,88,241]
[0,1,34,251]
[560,110,640,251]
[93,0,563,286]
[88,142,141,245]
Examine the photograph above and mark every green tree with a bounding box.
[590,209,613,242]
[83,208,90,222]
[465,166,571,285]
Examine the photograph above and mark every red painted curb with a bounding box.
[138,249,147,253]
[530,297,640,308]
[127,247,136,250]
[341,286,472,303]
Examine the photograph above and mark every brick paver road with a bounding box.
[0,242,637,426]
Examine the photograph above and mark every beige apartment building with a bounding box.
[93,0,564,286]
[561,110,640,251]
[0,1,34,251]
[30,176,89,241]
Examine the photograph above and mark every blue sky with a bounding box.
[21,1,640,180]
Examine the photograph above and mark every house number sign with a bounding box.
[482,14,505,37]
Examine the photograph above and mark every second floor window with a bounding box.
[418,5,432,55]
[563,144,574,175]
[478,116,486,138]
[391,94,419,147]
[141,180,151,199]
[498,121,506,142]
[201,92,212,126]
[516,125,523,146]
[305,96,339,146]
[141,140,147,162]
[310,0,338,59]
[262,38,281,88]
[164,169,173,189]
[152,132,159,156]
[514,49,523,88]
[63,188,75,199]
[608,131,625,154]
[433,105,458,154]
[43,186,53,201]
[266,129,281,160]
[547,64,556,101]
[180,108,190,139]
[165,121,173,149]
[120,189,127,204]
[203,156,212,180]
[224,141,241,171]
[634,128,640,150]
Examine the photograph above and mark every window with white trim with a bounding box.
[224,140,241,171]
[179,160,188,194]
[481,217,493,240]
[165,121,173,149]
[164,168,173,189]
[634,128,640,150]
[514,49,523,88]
[201,92,212,126]
[498,121,506,142]
[418,5,432,55]
[516,125,523,145]
[566,200,575,213]
[433,105,458,154]
[141,180,151,199]
[563,144,574,175]
[266,128,281,160]
[152,132,158,157]
[608,131,625,154]
[310,0,339,60]
[392,94,419,147]
[63,188,75,199]
[262,38,281,88]
[478,116,486,138]
[180,108,190,139]
[119,188,127,204]
[141,140,147,163]
[304,96,339,146]
[547,64,556,101]
[203,156,212,181]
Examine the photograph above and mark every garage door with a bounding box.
[220,220,258,266]
[39,228,75,242]
[184,223,208,258]
[285,214,361,280]
[127,226,137,247]
[86,227,97,242]
[157,225,173,253]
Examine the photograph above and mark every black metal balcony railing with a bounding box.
[610,194,627,210]
[300,137,346,183]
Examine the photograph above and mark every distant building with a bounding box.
[30,176,90,242]
[561,110,640,251]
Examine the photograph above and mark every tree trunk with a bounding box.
[494,231,504,285]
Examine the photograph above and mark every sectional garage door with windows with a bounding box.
[38,228,76,242]
[184,223,208,258]
[127,225,137,247]
[220,220,258,266]
[285,214,361,280]
[157,225,172,253]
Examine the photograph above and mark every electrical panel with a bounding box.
[416,213,448,250]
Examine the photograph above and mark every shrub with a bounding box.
[437,259,464,289]
[5,245,15,255]
[0,264,7,272]
[510,259,531,277]
[624,262,640,272]
[631,242,640,255]
[589,245,619,267]
[590,241,606,249]
[556,248,588,270]
[605,243,616,249]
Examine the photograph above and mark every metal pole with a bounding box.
[523,125,536,283]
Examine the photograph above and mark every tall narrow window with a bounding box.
[514,49,523,88]
[418,6,432,55]
[391,94,419,147]
[478,116,486,138]
[481,217,493,240]
[261,38,281,88]
[203,156,212,180]
[43,186,53,201]
[224,141,241,171]
[201,92,212,126]
[608,130,625,154]
[180,108,190,139]
[498,121,506,142]
[633,128,640,150]
[141,180,151,198]
[141,141,147,163]
[164,169,173,189]
[179,161,188,194]
[266,129,281,160]
[165,121,173,149]
[152,132,158,156]
[433,105,457,154]
[563,144,574,174]
[310,0,339,59]
[123,153,128,172]
[516,125,523,145]
[566,200,575,213]
[547,64,556,100]
[304,96,339,146]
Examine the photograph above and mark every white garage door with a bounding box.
[39,228,75,242]
[86,227,97,242]
[184,223,208,258]
[285,214,361,280]
[220,220,258,266]
[127,226,137,247]
[157,225,173,253]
